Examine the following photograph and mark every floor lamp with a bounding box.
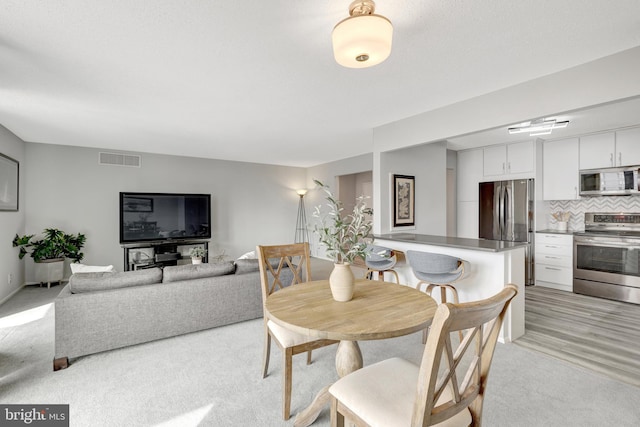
[294,189,309,244]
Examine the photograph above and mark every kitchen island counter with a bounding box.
[374,233,528,252]
[372,233,525,342]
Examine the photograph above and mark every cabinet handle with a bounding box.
[610,153,614,167]
[507,162,511,173]
[502,162,505,172]
[545,267,562,271]
[575,186,578,199]
[544,245,559,249]
[619,152,622,166]
[544,255,561,259]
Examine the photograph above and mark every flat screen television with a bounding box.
[119,192,211,244]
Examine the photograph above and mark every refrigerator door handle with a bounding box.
[498,184,505,238]
[504,184,513,241]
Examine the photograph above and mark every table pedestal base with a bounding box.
[294,340,362,427]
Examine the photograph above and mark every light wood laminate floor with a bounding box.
[515,286,640,387]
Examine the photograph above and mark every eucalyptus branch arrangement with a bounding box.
[312,179,373,264]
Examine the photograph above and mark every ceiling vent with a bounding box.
[99,152,141,168]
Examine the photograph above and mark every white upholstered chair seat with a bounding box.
[267,319,316,347]
[329,357,472,427]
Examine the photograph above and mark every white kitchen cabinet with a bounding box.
[615,127,640,166]
[543,138,579,200]
[456,201,478,238]
[535,233,573,292]
[457,148,483,202]
[483,141,534,177]
[579,129,640,168]
[579,132,615,169]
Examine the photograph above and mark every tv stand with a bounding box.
[122,240,209,271]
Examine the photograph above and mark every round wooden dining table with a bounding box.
[265,278,438,427]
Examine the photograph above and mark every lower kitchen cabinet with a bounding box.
[535,232,573,292]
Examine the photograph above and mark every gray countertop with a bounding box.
[373,233,528,253]
[536,229,577,235]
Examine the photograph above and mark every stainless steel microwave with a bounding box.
[579,166,640,196]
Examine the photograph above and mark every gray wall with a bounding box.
[378,141,447,235]
[21,143,306,282]
[305,153,374,259]
[0,125,26,304]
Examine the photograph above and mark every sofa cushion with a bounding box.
[234,258,293,275]
[69,268,162,293]
[234,259,260,274]
[162,262,235,283]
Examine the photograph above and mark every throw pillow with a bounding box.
[237,250,257,260]
[70,263,115,274]
[69,268,162,293]
[162,262,235,283]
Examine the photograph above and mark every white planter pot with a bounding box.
[329,263,355,302]
[34,258,64,287]
[191,257,202,265]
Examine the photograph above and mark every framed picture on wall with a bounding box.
[392,174,415,227]
[0,152,19,211]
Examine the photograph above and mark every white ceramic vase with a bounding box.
[192,257,202,265]
[329,262,355,302]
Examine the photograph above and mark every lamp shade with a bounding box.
[332,14,393,68]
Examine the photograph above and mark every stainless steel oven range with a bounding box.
[574,212,640,304]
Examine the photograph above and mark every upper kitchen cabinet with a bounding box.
[580,128,640,169]
[579,132,615,169]
[483,141,534,178]
[615,127,640,166]
[543,137,579,200]
[457,148,483,202]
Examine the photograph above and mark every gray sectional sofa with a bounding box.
[53,260,290,370]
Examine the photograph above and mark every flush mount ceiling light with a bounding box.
[332,0,393,68]
[508,118,570,136]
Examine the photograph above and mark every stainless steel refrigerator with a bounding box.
[479,179,534,285]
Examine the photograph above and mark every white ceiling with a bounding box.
[1,1,639,167]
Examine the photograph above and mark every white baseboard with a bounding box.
[0,283,26,307]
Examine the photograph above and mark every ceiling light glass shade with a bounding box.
[332,14,393,68]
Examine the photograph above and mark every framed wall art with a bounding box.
[392,174,414,228]
[0,152,19,211]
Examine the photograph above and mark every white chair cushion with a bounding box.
[267,320,316,347]
[329,357,471,427]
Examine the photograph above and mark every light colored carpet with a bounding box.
[2,284,640,426]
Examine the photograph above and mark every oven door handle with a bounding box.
[575,238,640,248]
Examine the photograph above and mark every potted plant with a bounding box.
[189,246,207,264]
[12,228,86,286]
[313,179,373,301]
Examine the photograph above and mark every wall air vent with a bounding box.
[99,152,141,168]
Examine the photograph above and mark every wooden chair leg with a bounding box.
[378,271,384,281]
[306,349,312,365]
[449,286,464,342]
[283,348,293,420]
[53,357,68,371]
[262,329,271,378]
[331,397,345,427]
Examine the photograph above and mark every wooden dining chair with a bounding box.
[256,242,338,420]
[329,284,518,427]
